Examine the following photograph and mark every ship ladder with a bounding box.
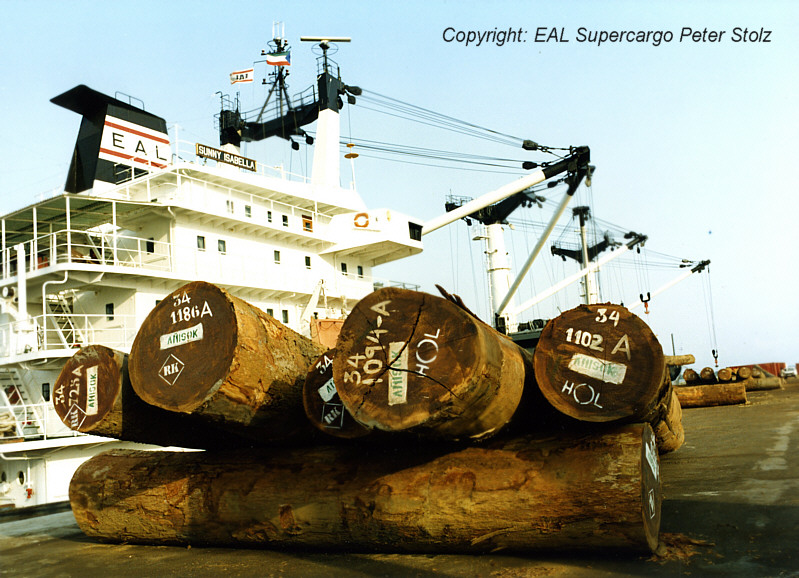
[0,368,42,439]
[46,294,83,348]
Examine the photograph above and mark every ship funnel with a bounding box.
[51,85,171,195]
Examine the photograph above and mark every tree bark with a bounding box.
[665,354,695,367]
[674,383,747,408]
[744,376,783,391]
[128,281,325,443]
[52,345,246,449]
[69,424,661,554]
[302,348,371,439]
[333,287,531,441]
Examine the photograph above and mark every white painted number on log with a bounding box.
[170,300,213,325]
[564,327,604,351]
[645,435,659,482]
[414,329,441,377]
[315,354,333,375]
[561,381,603,408]
[610,334,631,360]
[594,308,620,327]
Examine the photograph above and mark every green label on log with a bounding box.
[388,341,408,406]
[160,323,204,350]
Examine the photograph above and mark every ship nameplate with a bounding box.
[196,143,257,172]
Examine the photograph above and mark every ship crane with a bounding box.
[217,30,362,178]
[422,145,592,333]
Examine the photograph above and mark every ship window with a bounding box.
[218,240,227,254]
[302,215,313,232]
[197,236,206,251]
[245,205,252,218]
[266,308,274,317]
[357,265,364,278]
[282,215,289,227]
[17,471,24,485]
[282,310,289,324]
[267,211,272,223]
[274,250,281,264]
[341,263,348,276]
[408,222,422,242]
[226,200,234,214]
[146,238,155,253]
[0,472,5,483]
[106,303,114,321]
[42,383,50,402]
[305,256,311,269]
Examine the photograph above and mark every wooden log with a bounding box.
[736,366,752,380]
[699,367,718,383]
[69,423,662,553]
[665,354,695,367]
[674,382,748,408]
[717,368,733,382]
[52,345,246,449]
[682,368,700,384]
[532,303,666,423]
[744,376,783,391]
[751,367,763,379]
[302,348,371,439]
[129,281,325,442]
[333,287,531,440]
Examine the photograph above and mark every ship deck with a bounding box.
[2,380,798,577]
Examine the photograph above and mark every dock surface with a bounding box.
[2,380,798,577]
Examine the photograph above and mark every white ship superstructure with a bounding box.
[0,48,422,510]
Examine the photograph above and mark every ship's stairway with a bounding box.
[0,368,43,439]
[45,294,84,349]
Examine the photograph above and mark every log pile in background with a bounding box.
[59,283,669,554]
[675,366,749,408]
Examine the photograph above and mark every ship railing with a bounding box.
[169,136,312,184]
[1,229,172,280]
[0,401,82,442]
[0,315,138,358]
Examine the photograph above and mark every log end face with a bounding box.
[303,348,372,439]
[640,423,662,552]
[128,282,237,413]
[533,303,665,423]
[53,345,123,433]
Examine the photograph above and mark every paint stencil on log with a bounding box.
[128,281,324,442]
[53,345,246,449]
[333,287,532,440]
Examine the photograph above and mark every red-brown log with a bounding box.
[744,376,783,391]
[665,354,695,367]
[69,424,661,553]
[52,345,246,449]
[129,281,325,442]
[302,348,371,439]
[717,368,733,382]
[681,368,700,384]
[674,382,748,408]
[736,366,752,380]
[699,367,718,383]
[334,287,531,440]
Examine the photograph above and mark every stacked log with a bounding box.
[333,287,531,441]
[675,365,753,408]
[52,345,249,449]
[69,423,661,553]
[675,382,748,408]
[59,283,665,554]
[128,281,325,443]
[532,303,684,453]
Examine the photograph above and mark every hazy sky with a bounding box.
[1,1,797,370]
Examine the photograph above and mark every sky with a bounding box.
[0,0,797,371]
